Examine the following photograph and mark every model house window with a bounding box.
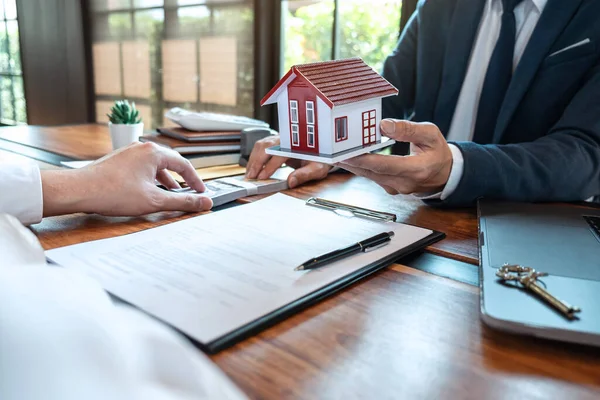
[290,100,299,123]
[306,101,314,124]
[362,109,376,144]
[335,117,348,141]
[307,125,315,147]
[291,123,299,146]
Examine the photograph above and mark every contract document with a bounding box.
[46,194,441,352]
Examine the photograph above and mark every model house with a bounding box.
[260,57,398,163]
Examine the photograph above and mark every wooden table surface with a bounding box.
[0,123,112,160]
[5,124,600,399]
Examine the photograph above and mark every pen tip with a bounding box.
[294,265,304,271]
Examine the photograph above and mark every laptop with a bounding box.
[478,200,600,346]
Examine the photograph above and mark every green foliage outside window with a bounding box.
[0,19,26,125]
[283,0,402,73]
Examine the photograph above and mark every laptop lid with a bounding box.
[478,200,600,347]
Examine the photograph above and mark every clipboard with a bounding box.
[46,194,446,354]
[306,197,398,222]
[204,198,445,353]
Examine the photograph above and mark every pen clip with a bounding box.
[305,197,397,222]
[363,239,391,253]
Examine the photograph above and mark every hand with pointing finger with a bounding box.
[40,142,213,218]
[335,119,453,195]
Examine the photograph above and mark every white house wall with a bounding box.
[331,98,382,154]
[317,97,332,154]
[276,89,291,150]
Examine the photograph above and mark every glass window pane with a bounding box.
[338,0,402,72]
[162,39,198,102]
[93,42,122,95]
[0,24,8,73]
[213,6,253,35]
[108,12,133,38]
[283,0,334,72]
[15,97,26,123]
[175,6,210,36]
[199,37,237,106]
[7,21,21,73]
[122,41,151,98]
[3,0,17,19]
[134,9,164,38]
[92,0,132,12]
[0,76,14,123]
[134,0,163,7]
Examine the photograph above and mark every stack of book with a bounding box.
[140,127,242,168]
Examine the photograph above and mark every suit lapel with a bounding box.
[434,0,486,135]
[493,0,583,142]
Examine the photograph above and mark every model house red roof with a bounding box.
[261,57,398,108]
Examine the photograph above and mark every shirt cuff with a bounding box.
[0,162,43,225]
[412,144,465,201]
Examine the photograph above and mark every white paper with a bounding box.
[46,194,432,345]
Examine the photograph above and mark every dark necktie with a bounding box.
[472,0,525,144]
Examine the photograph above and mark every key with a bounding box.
[496,264,582,320]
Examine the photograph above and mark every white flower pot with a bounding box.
[109,122,144,150]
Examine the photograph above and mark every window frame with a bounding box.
[289,100,299,123]
[335,116,348,142]
[307,124,315,148]
[291,123,299,146]
[306,100,314,125]
[362,109,376,144]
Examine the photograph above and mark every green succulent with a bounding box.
[107,100,142,124]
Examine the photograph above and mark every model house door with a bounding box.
[288,83,319,153]
[362,110,376,145]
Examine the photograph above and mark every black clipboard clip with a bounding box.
[306,197,397,222]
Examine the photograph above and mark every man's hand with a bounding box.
[41,142,213,218]
[336,119,453,195]
[245,135,331,188]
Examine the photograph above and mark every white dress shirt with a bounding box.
[0,161,44,225]
[428,0,547,200]
[0,214,247,400]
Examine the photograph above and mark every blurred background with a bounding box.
[3,0,415,129]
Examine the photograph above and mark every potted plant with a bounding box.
[107,100,144,150]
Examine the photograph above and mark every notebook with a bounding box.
[140,134,241,154]
[157,127,241,143]
[61,153,241,170]
[46,194,444,353]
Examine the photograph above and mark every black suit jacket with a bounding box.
[382,0,600,205]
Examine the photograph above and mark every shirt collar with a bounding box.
[531,0,548,13]
[492,0,548,13]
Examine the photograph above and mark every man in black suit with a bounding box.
[248,0,600,205]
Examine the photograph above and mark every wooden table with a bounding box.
[3,124,600,399]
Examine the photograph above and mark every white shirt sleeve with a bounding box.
[0,161,43,225]
[0,214,247,400]
[412,144,465,201]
